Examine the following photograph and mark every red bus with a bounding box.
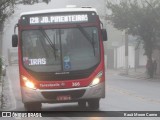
[12,7,107,110]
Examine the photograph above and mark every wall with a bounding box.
[116,45,135,68]
[115,45,147,69]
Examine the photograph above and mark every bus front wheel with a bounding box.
[88,99,100,110]
[24,102,42,111]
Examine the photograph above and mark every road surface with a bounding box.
[1,65,160,119]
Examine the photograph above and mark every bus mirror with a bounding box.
[12,34,18,47]
[101,29,107,41]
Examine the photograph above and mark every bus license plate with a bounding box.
[56,95,71,101]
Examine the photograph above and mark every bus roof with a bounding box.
[20,8,97,16]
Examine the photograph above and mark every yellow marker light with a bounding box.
[22,76,36,89]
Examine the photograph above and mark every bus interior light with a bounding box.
[22,76,36,89]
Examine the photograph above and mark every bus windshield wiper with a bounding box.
[39,28,57,60]
[77,24,95,56]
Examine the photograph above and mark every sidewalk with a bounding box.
[0,75,5,110]
[0,76,2,110]
[118,67,160,80]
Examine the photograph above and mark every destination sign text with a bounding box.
[29,14,88,25]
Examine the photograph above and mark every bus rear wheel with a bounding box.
[24,102,42,111]
[78,100,86,108]
[88,99,100,110]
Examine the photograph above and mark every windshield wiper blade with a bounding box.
[39,35,50,58]
[39,28,57,60]
[77,24,95,56]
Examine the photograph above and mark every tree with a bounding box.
[0,0,51,56]
[106,0,160,60]
[0,0,51,24]
[0,0,14,25]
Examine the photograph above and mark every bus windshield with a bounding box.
[22,27,100,72]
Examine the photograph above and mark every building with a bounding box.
[105,23,147,70]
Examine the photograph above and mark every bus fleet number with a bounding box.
[72,82,80,87]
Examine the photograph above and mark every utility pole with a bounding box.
[125,29,128,75]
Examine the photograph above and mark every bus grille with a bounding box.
[41,90,86,100]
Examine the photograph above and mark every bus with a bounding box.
[12,7,107,110]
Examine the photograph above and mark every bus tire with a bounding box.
[78,100,86,108]
[88,99,100,110]
[24,102,42,111]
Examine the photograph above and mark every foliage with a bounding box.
[0,58,2,76]
[19,0,51,5]
[0,0,51,25]
[0,0,13,25]
[106,0,160,59]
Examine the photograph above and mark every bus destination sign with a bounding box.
[22,14,89,25]
[20,12,97,25]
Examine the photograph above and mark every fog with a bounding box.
[2,0,106,62]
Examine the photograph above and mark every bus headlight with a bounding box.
[90,71,103,86]
[22,76,36,89]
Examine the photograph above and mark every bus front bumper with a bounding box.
[21,82,105,103]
